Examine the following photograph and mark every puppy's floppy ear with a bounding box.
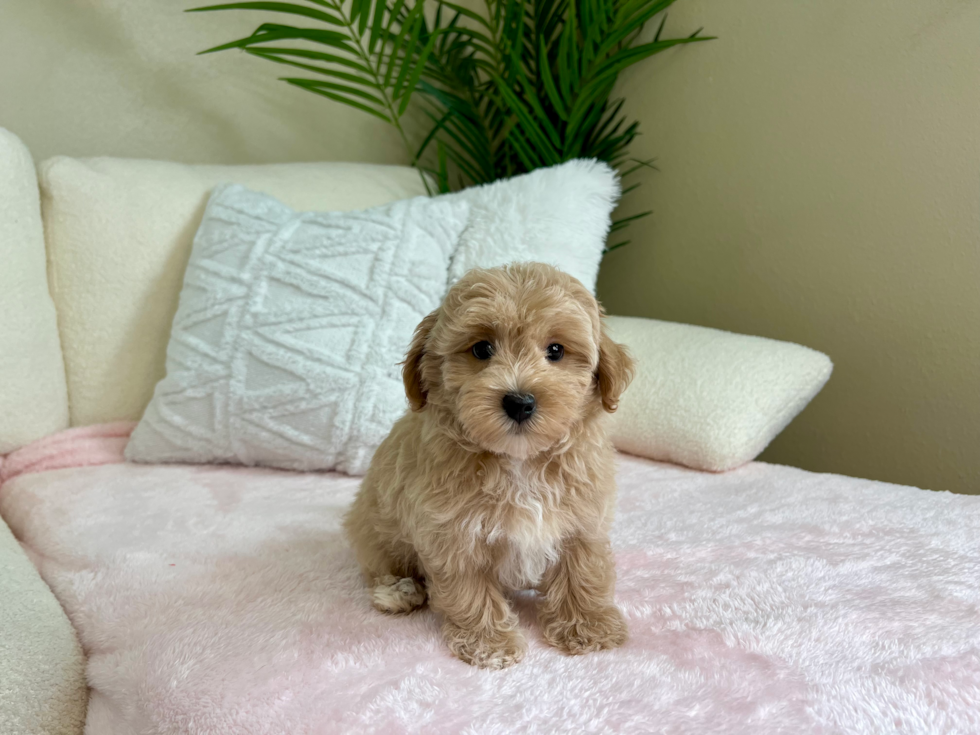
[596,321,635,413]
[402,309,439,411]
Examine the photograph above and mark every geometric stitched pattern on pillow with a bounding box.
[125,184,470,475]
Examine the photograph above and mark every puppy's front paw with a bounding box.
[543,605,628,655]
[372,575,426,614]
[443,623,527,670]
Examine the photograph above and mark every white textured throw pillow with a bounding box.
[125,185,469,475]
[606,316,833,472]
[40,157,431,427]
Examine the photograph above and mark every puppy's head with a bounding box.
[403,263,634,459]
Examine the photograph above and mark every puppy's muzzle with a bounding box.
[502,393,536,424]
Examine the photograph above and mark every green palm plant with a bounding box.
[190,0,711,250]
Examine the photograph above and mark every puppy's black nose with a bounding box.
[502,393,536,424]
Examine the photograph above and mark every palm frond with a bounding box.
[190,0,712,245]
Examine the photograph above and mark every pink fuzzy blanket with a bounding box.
[1,425,979,734]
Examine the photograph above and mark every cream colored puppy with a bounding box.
[344,262,634,669]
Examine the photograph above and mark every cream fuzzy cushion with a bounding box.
[0,514,87,735]
[0,128,69,453]
[606,316,833,471]
[40,157,431,427]
[126,185,469,475]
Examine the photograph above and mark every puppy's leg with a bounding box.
[426,563,526,670]
[344,486,425,614]
[360,541,426,615]
[538,535,628,655]
[370,572,426,614]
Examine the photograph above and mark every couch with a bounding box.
[2,127,978,735]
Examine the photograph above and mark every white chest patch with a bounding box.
[487,461,563,590]
[496,529,561,590]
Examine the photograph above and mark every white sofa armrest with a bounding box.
[0,514,87,735]
[606,315,832,472]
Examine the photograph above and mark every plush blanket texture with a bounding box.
[1,426,978,734]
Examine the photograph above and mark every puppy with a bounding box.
[344,262,635,669]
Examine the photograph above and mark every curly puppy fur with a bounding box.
[344,262,635,669]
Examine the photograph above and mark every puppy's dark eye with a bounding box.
[546,343,564,362]
[471,341,494,360]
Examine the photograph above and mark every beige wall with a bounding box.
[3,1,978,492]
[598,0,980,493]
[0,1,407,165]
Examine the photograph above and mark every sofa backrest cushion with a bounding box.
[0,128,69,452]
[38,157,428,426]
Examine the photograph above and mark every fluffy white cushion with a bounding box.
[125,185,469,475]
[606,315,833,471]
[0,128,69,453]
[447,159,619,292]
[39,157,431,427]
